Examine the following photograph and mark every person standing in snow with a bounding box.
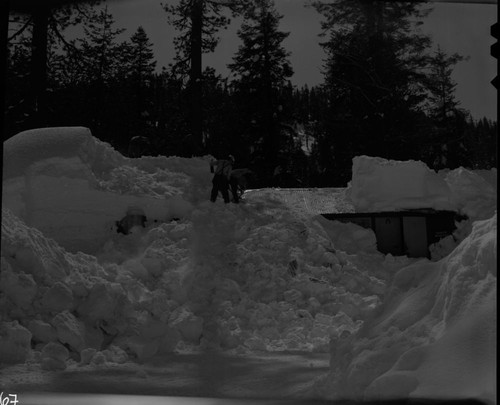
[210,155,235,203]
[228,168,254,204]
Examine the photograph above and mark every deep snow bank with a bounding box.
[3,127,124,179]
[317,214,496,403]
[0,199,393,366]
[2,127,210,254]
[1,127,396,370]
[347,156,497,221]
[2,128,496,403]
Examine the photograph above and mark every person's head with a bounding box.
[228,154,235,164]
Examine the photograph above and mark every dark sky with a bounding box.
[106,0,497,121]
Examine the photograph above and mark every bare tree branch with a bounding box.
[8,17,32,42]
[49,15,82,56]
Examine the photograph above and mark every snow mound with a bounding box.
[2,127,124,179]
[2,128,496,402]
[0,321,32,364]
[1,202,389,363]
[347,156,453,212]
[314,216,379,255]
[443,167,497,220]
[347,156,496,221]
[2,130,398,363]
[2,127,211,253]
[318,214,497,403]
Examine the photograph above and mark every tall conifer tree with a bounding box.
[163,0,245,154]
[125,26,157,132]
[425,46,466,122]
[128,26,156,85]
[229,0,293,180]
[6,0,100,131]
[78,6,129,84]
[312,0,434,183]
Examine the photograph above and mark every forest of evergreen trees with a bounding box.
[5,0,497,187]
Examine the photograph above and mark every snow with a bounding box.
[2,127,202,254]
[347,156,453,212]
[1,127,496,402]
[0,321,32,364]
[316,214,497,403]
[40,342,70,371]
[314,215,379,255]
[347,155,497,221]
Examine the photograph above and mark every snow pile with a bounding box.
[347,156,497,220]
[347,156,453,212]
[2,127,124,179]
[428,219,473,261]
[313,216,378,255]
[317,214,496,403]
[0,204,389,366]
[443,167,497,220]
[2,127,210,254]
[1,127,397,369]
[1,128,496,403]
[0,321,32,364]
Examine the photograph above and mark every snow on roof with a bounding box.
[243,188,355,218]
[347,156,497,221]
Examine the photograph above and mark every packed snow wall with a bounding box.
[347,155,497,221]
[345,155,497,260]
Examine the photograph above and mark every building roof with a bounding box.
[242,188,355,219]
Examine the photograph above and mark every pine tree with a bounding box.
[6,0,100,131]
[420,46,469,169]
[466,117,498,169]
[150,69,191,156]
[228,0,294,182]
[5,32,32,137]
[163,0,245,154]
[229,0,293,91]
[425,46,466,122]
[312,0,434,183]
[60,6,132,144]
[121,26,158,136]
[127,26,157,86]
[77,6,130,85]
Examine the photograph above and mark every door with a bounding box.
[374,216,403,255]
[403,216,428,258]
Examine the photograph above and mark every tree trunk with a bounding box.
[1,0,9,140]
[261,12,276,176]
[189,0,203,155]
[30,3,50,128]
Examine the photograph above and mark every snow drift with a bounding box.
[2,127,393,366]
[2,127,206,254]
[1,128,496,403]
[347,155,496,221]
[315,215,496,403]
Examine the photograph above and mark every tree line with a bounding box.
[5,0,497,187]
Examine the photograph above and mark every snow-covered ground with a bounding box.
[1,127,496,403]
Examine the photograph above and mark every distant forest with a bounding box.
[5,0,497,187]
